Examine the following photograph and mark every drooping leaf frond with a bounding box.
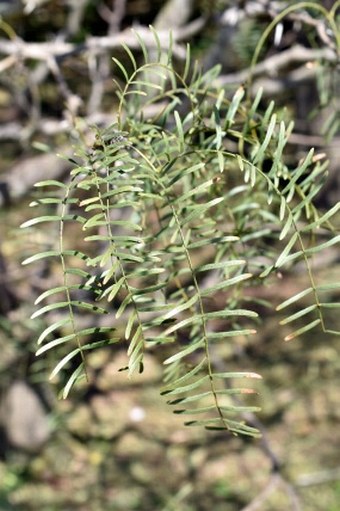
[22,30,340,434]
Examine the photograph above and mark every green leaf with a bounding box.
[163,339,205,365]
[189,235,238,249]
[116,292,133,319]
[275,232,298,267]
[115,252,144,263]
[132,28,149,63]
[262,100,275,125]
[175,404,261,415]
[195,259,245,273]
[163,315,199,336]
[34,180,67,188]
[304,234,340,256]
[213,371,262,380]
[200,273,252,296]
[37,319,70,345]
[249,86,263,117]
[37,333,79,355]
[112,57,130,82]
[49,340,108,380]
[162,374,208,395]
[128,348,143,376]
[167,387,257,405]
[162,358,206,392]
[49,347,82,380]
[217,151,224,171]
[32,301,108,319]
[169,179,213,205]
[174,110,185,150]
[205,309,258,319]
[281,148,315,195]
[279,196,286,221]
[35,284,92,305]
[183,43,191,82]
[284,319,321,341]
[166,162,205,188]
[270,121,287,176]
[131,282,168,295]
[124,90,148,98]
[29,197,78,207]
[276,287,313,311]
[319,302,340,309]
[130,80,163,91]
[37,327,115,355]
[125,310,137,340]
[301,202,340,232]
[253,114,276,165]
[62,364,86,399]
[160,294,198,321]
[149,25,162,62]
[21,214,85,228]
[208,329,256,340]
[279,304,317,325]
[279,212,293,241]
[205,420,260,437]
[20,216,61,228]
[181,197,224,225]
[31,301,70,318]
[23,249,88,266]
[121,43,137,71]
[317,283,340,292]
[127,324,143,356]
[22,251,61,265]
[225,86,245,126]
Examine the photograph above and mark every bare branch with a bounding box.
[221,0,337,51]
[87,52,110,116]
[98,0,127,35]
[153,0,194,30]
[0,150,73,207]
[249,66,319,96]
[0,20,206,63]
[216,45,337,86]
[66,0,89,36]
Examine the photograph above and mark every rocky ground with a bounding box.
[0,300,339,510]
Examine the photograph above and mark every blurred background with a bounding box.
[0,0,339,509]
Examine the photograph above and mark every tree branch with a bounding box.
[0,19,206,63]
[216,45,337,86]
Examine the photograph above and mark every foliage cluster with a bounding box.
[22,5,340,438]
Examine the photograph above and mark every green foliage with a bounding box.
[22,31,339,437]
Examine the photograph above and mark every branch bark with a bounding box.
[0,19,206,63]
[216,45,338,86]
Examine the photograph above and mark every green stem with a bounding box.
[131,144,234,432]
[59,179,88,383]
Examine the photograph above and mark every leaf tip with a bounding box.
[246,372,262,379]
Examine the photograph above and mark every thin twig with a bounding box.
[87,52,110,116]
[98,0,127,35]
[66,0,89,36]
